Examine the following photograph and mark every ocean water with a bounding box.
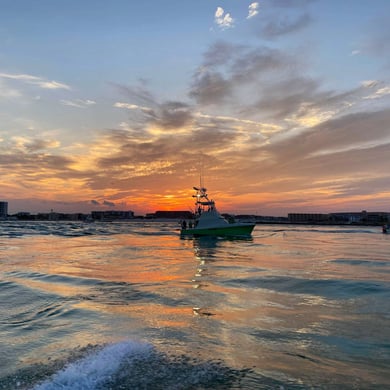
[0,221,389,389]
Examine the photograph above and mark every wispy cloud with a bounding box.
[103,200,116,207]
[114,99,193,131]
[38,80,71,90]
[0,72,71,90]
[261,13,312,38]
[214,7,234,30]
[363,85,390,99]
[189,42,290,107]
[27,139,60,152]
[247,2,259,19]
[7,136,60,153]
[0,79,21,98]
[114,102,153,114]
[61,99,96,108]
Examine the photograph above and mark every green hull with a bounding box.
[181,224,255,237]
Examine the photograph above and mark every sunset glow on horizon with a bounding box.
[1,1,390,216]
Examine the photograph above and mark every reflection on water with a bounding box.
[191,237,219,317]
[0,222,389,388]
[191,236,254,317]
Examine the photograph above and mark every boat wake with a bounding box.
[32,341,150,390]
[1,341,251,390]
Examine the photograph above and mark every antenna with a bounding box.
[199,153,205,190]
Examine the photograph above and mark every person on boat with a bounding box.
[383,224,388,234]
[189,221,193,229]
[181,220,187,230]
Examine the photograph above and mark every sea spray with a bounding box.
[33,341,152,390]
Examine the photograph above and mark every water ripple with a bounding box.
[223,275,390,299]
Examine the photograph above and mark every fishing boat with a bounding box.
[180,186,255,237]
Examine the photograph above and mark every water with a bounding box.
[0,221,389,389]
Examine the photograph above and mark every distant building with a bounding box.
[91,210,134,220]
[152,210,193,219]
[16,212,35,221]
[288,211,389,225]
[329,212,362,224]
[0,201,8,218]
[361,211,389,224]
[288,213,330,224]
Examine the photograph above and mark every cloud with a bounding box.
[50,39,390,213]
[3,90,389,215]
[156,101,194,129]
[0,79,21,98]
[2,19,389,216]
[227,107,390,214]
[361,80,378,88]
[0,151,74,176]
[114,86,194,131]
[0,72,71,90]
[247,2,259,19]
[89,109,252,184]
[0,73,44,83]
[188,42,294,107]
[252,109,390,185]
[112,81,156,107]
[245,76,328,121]
[24,139,60,152]
[214,7,234,30]
[38,80,71,90]
[114,102,155,115]
[303,110,390,159]
[188,39,384,133]
[201,41,243,68]
[261,13,312,38]
[189,69,232,106]
[363,85,390,100]
[61,99,96,108]
[230,46,290,83]
[0,134,80,202]
[6,136,60,153]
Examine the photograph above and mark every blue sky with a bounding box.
[1,0,390,215]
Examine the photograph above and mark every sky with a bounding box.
[1,0,390,216]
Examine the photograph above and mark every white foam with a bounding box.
[33,340,152,390]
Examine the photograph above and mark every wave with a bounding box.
[3,270,189,311]
[0,278,75,333]
[0,221,179,238]
[331,258,389,268]
[257,226,378,235]
[224,275,390,300]
[5,270,103,287]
